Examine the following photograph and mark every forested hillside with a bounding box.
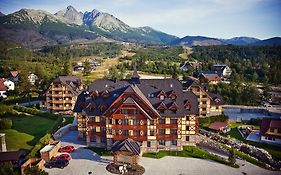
[191,45,281,84]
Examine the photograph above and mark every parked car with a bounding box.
[51,154,72,161]
[59,145,75,153]
[45,159,69,169]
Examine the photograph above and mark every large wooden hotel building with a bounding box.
[74,70,201,153]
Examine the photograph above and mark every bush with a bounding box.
[199,114,229,127]
[0,118,13,129]
[0,104,14,115]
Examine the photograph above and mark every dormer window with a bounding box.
[98,103,106,111]
[168,91,177,100]
[157,90,166,100]
[101,90,109,98]
[157,102,167,113]
[169,102,178,113]
[184,100,191,110]
[90,90,99,98]
[86,103,96,110]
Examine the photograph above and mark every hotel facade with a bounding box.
[74,70,200,153]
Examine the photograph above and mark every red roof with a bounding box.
[209,122,228,131]
[0,79,7,91]
[260,118,281,139]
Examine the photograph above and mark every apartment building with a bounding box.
[74,69,199,153]
[40,76,83,113]
[183,80,223,117]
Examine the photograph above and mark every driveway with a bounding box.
[46,131,280,175]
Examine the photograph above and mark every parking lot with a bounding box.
[46,131,280,175]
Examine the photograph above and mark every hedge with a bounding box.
[0,118,13,130]
[199,114,229,127]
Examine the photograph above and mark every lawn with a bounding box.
[143,146,239,168]
[86,147,113,156]
[228,127,281,160]
[0,114,55,151]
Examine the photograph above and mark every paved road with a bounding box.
[46,131,280,175]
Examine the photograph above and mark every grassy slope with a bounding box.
[143,146,239,168]
[0,115,55,151]
[228,127,281,160]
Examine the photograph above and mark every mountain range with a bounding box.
[0,5,280,47]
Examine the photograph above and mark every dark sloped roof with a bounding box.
[53,76,82,95]
[182,91,199,115]
[200,73,220,81]
[209,122,228,131]
[111,138,141,155]
[0,151,24,162]
[208,92,224,105]
[270,120,281,128]
[75,74,199,118]
[260,118,281,139]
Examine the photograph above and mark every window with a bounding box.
[150,130,155,136]
[133,109,140,115]
[171,140,177,146]
[186,126,190,131]
[202,108,207,111]
[278,128,281,134]
[90,117,95,123]
[123,130,129,135]
[159,119,165,124]
[216,106,219,110]
[90,136,96,142]
[171,119,177,124]
[160,95,165,101]
[269,128,274,132]
[121,109,128,114]
[159,140,165,146]
[133,130,140,136]
[202,95,207,98]
[171,129,177,134]
[147,141,151,147]
[121,119,128,125]
[159,129,165,134]
[133,119,140,125]
[202,101,207,104]
[186,136,189,141]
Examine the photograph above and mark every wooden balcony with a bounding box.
[112,125,147,130]
[156,134,178,140]
[88,131,106,137]
[113,114,146,120]
[113,135,147,141]
[87,122,106,126]
[157,124,178,128]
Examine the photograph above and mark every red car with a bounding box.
[51,153,72,161]
[59,145,75,153]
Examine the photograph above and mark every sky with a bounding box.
[0,0,280,39]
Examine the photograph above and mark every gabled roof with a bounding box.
[0,151,24,162]
[75,72,199,118]
[208,92,224,105]
[182,91,199,115]
[209,122,228,131]
[199,73,220,81]
[111,138,141,155]
[260,118,281,139]
[52,76,82,96]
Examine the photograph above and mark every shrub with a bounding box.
[199,114,229,127]
[0,104,14,115]
[0,118,13,129]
